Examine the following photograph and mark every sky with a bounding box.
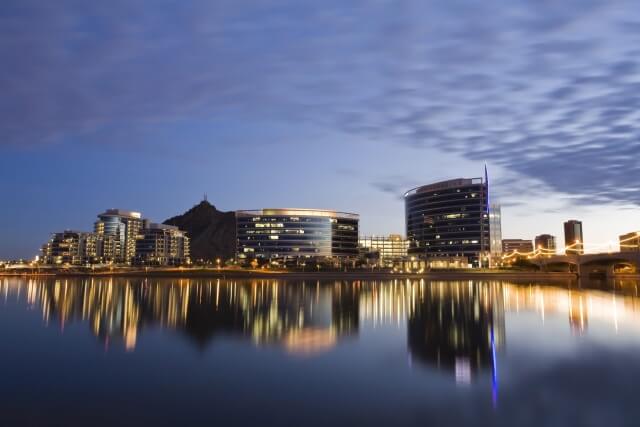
[1,0,639,259]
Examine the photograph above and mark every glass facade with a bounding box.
[564,220,584,255]
[489,204,502,266]
[535,234,557,255]
[359,235,408,267]
[236,209,359,261]
[94,209,143,263]
[405,178,490,267]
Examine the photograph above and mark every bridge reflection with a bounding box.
[2,277,640,377]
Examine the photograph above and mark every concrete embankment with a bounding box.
[0,268,582,282]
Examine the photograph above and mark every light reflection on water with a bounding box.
[1,277,640,426]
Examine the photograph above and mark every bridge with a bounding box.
[530,251,640,277]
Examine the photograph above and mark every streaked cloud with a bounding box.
[2,0,639,204]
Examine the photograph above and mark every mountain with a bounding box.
[163,200,236,262]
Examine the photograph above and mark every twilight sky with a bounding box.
[1,0,640,259]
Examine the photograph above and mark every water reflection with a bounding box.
[407,282,505,384]
[2,277,640,372]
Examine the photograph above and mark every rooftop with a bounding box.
[237,208,359,220]
[98,209,142,219]
[404,177,485,197]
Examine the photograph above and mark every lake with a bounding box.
[1,276,640,426]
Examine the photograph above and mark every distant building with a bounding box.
[619,232,640,252]
[41,231,94,265]
[135,223,190,265]
[95,209,145,264]
[236,209,359,262]
[359,234,408,267]
[502,239,534,255]
[41,231,119,265]
[564,220,584,255]
[534,234,557,256]
[41,209,189,266]
[489,204,503,266]
[405,176,490,268]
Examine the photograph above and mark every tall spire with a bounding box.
[484,164,490,212]
[203,193,208,202]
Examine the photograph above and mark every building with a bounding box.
[41,231,96,265]
[405,177,490,268]
[41,209,190,266]
[359,234,408,267]
[135,223,190,265]
[489,203,503,266]
[620,232,640,252]
[41,231,120,265]
[535,234,557,256]
[502,239,534,255]
[236,208,359,263]
[564,220,584,255]
[94,209,144,263]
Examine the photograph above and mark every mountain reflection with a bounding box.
[1,278,361,355]
[2,277,640,377]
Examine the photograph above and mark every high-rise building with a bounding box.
[534,234,557,256]
[135,223,190,265]
[564,220,584,255]
[489,204,503,266]
[502,239,534,255]
[619,232,640,252]
[236,209,359,262]
[359,234,408,267]
[95,209,144,263]
[405,177,490,267]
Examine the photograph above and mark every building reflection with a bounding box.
[406,281,505,384]
[2,277,640,370]
[0,278,361,354]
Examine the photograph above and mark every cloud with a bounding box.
[370,176,420,200]
[2,0,640,206]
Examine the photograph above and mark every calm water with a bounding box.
[2,277,640,426]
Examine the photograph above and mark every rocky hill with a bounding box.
[164,200,236,262]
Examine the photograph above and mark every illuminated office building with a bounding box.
[564,220,584,255]
[405,177,490,267]
[135,223,190,265]
[535,234,557,255]
[619,232,640,252]
[359,234,408,267]
[95,209,144,263]
[236,208,359,261]
[502,239,533,255]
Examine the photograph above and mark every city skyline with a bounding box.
[2,169,639,260]
[2,1,640,258]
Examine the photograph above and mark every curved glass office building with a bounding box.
[236,209,359,261]
[405,177,490,267]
